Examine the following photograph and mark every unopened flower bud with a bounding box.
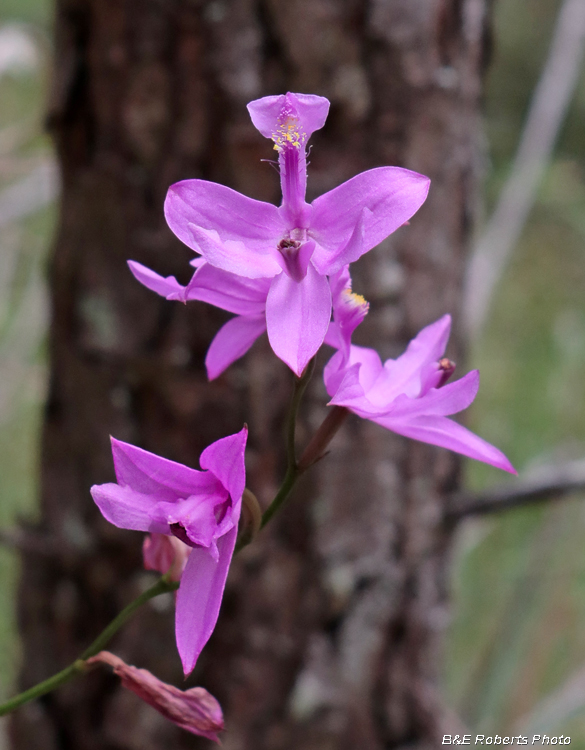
[437,357,456,388]
[143,533,192,581]
[237,488,262,549]
[86,651,224,742]
[419,357,457,394]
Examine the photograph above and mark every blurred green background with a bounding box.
[0,0,54,717]
[1,0,585,744]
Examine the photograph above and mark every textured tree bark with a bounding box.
[11,1,490,748]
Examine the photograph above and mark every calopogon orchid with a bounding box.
[90,427,247,675]
[324,311,516,474]
[163,92,430,376]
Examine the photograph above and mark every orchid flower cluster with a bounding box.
[0,93,515,739]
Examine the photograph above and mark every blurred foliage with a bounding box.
[0,0,51,26]
[446,0,585,742]
[0,0,54,698]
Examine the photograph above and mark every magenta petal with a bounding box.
[206,315,266,380]
[266,264,332,376]
[175,526,238,675]
[324,321,343,351]
[199,427,247,506]
[274,239,315,281]
[187,225,281,279]
[388,371,479,419]
[90,483,169,533]
[328,265,352,300]
[363,315,452,404]
[128,261,188,302]
[110,438,219,501]
[165,180,284,254]
[247,92,329,140]
[389,315,451,378]
[311,208,371,275]
[188,264,269,315]
[376,414,516,474]
[289,93,330,136]
[325,360,364,403]
[344,344,385,391]
[310,167,430,255]
[246,95,284,137]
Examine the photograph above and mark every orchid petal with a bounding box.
[90,483,169,533]
[110,438,219,501]
[311,208,371,275]
[387,315,451,379]
[274,239,315,281]
[199,426,247,507]
[310,167,430,256]
[159,494,227,550]
[329,266,352,300]
[187,225,281,279]
[165,180,285,254]
[324,344,384,403]
[247,92,329,141]
[346,345,385,391]
[363,315,451,404]
[375,414,516,474]
[189,264,269,316]
[205,315,266,380]
[324,321,343,351]
[266,263,331,376]
[387,371,479,419]
[128,261,189,302]
[175,526,238,675]
[325,359,363,403]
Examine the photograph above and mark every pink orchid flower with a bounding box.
[163,91,430,376]
[91,427,247,675]
[324,308,516,474]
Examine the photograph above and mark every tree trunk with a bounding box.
[11,1,489,748]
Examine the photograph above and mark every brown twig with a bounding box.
[447,458,585,521]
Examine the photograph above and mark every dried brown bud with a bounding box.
[87,651,224,742]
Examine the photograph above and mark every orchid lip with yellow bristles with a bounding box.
[271,112,306,152]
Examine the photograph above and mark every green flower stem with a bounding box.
[0,575,179,716]
[79,575,179,659]
[259,459,300,530]
[260,358,316,529]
